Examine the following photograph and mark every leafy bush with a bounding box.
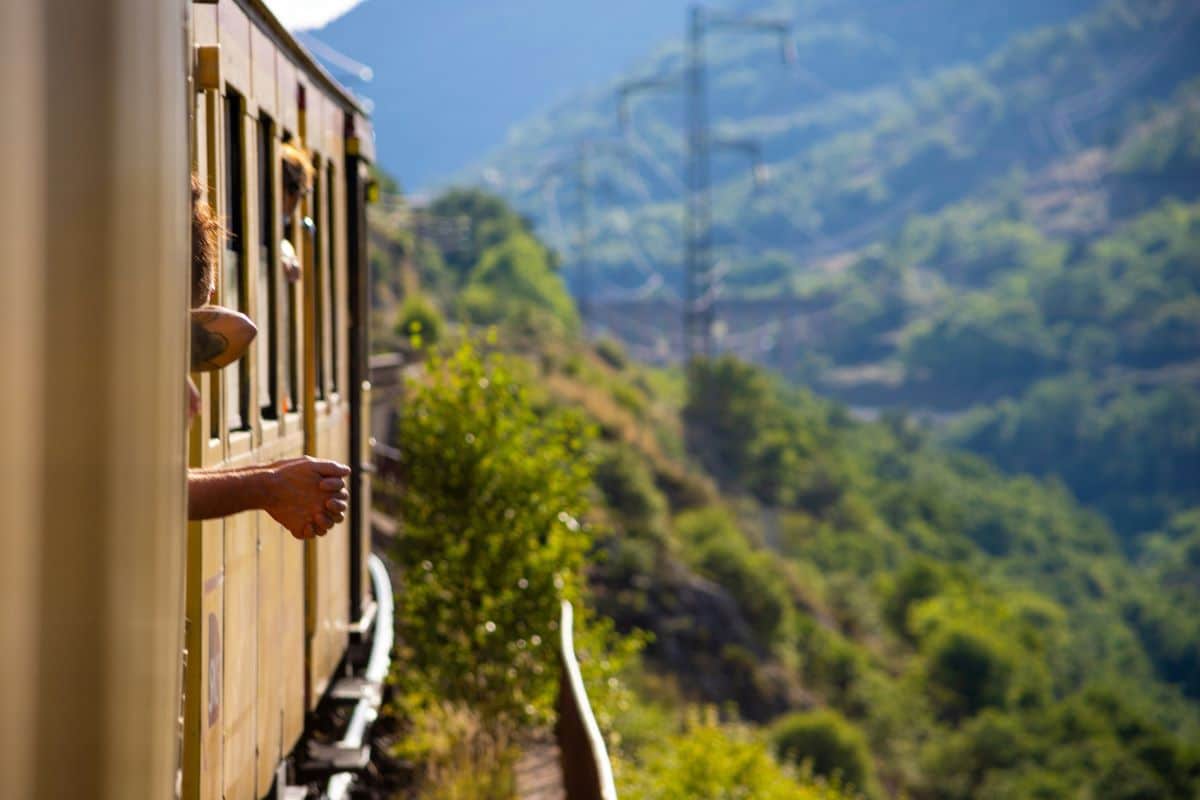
[594,444,668,541]
[883,559,945,637]
[949,376,1200,538]
[620,712,852,800]
[684,356,840,511]
[771,709,877,797]
[676,507,792,644]
[394,292,444,347]
[696,538,791,644]
[924,626,1015,721]
[391,702,518,799]
[391,340,594,724]
[461,229,578,332]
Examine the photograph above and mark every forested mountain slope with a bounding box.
[464,0,1198,293]
[441,0,1200,546]
[369,186,1200,798]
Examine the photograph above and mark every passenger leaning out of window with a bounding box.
[279,141,314,284]
[186,175,349,540]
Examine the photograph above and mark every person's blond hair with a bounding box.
[281,142,314,199]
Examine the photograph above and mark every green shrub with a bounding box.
[594,444,668,541]
[924,626,1015,721]
[462,229,579,332]
[394,292,443,347]
[595,336,628,370]
[883,559,945,637]
[677,507,791,644]
[621,713,852,800]
[391,340,594,724]
[675,506,741,549]
[391,702,518,800]
[919,710,1029,799]
[771,709,877,796]
[697,538,790,644]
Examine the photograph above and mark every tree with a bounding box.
[391,340,594,724]
[772,709,878,797]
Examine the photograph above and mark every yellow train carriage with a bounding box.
[188,1,375,798]
[2,3,619,799]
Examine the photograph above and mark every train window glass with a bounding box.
[326,161,338,395]
[257,115,278,420]
[281,131,298,414]
[312,164,326,400]
[224,88,250,433]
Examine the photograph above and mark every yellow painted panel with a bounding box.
[307,412,351,708]
[218,0,251,96]
[324,94,343,163]
[254,500,284,794]
[223,500,257,800]
[194,3,218,46]
[282,512,308,744]
[250,25,277,119]
[279,427,308,749]
[183,519,225,800]
[347,113,377,162]
[276,55,298,135]
[305,89,325,162]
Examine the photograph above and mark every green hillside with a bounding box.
[441,0,1200,549]
[466,0,1199,293]
[367,188,1200,798]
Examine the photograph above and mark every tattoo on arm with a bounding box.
[191,314,230,371]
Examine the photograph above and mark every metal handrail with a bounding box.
[555,601,618,800]
[324,555,395,800]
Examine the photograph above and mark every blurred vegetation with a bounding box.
[390,702,518,800]
[474,0,1200,305]
[620,711,854,800]
[387,340,598,725]
[772,709,878,797]
[368,172,1199,796]
[438,0,1200,560]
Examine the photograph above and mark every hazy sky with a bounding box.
[264,0,365,30]
[313,0,695,189]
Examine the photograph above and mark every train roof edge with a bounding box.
[238,0,375,156]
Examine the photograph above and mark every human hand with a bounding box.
[263,456,351,540]
[281,239,301,284]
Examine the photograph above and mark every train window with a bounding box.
[224,88,250,433]
[312,163,326,400]
[326,161,339,395]
[257,115,278,420]
[281,131,298,414]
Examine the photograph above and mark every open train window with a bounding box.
[257,114,278,420]
[281,131,298,414]
[223,88,250,433]
[312,162,326,400]
[326,161,339,395]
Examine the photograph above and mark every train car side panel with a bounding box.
[218,0,251,97]
[275,54,299,137]
[250,25,277,121]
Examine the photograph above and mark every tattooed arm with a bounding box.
[190,307,257,372]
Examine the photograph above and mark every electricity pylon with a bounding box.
[618,5,793,364]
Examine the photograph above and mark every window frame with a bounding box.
[222,86,251,436]
[256,112,279,422]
